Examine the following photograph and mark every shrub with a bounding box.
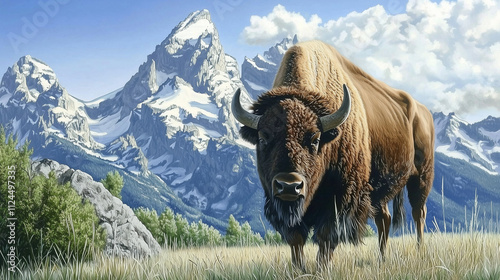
[0,127,105,262]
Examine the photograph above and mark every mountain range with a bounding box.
[1,9,499,234]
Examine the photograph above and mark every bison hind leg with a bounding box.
[407,174,431,246]
[392,189,406,231]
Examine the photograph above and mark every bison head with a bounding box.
[232,85,351,227]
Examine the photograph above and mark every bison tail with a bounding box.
[392,189,406,231]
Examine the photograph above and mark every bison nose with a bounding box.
[272,172,306,201]
[275,180,303,195]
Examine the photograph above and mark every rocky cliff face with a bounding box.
[241,35,298,99]
[31,159,161,258]
[86,11,262,222]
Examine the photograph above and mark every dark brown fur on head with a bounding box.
[240,84,373,245]
[240,87,339,146]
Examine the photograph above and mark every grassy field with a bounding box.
[3,231,500,279]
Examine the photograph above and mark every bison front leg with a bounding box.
[288,232,306,271]
[317,240,336,269]
[375,203,391,259]
[315,228,337,269]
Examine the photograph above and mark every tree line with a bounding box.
[135,207,282,248]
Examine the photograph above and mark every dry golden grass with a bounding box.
[4,232,499,279]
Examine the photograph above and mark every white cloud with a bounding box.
[241,0,500,122]
[242,5,322,44]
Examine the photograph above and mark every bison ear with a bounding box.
[321,128,339,144]
[240,126,259,144]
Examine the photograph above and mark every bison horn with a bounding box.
[231,88,261,130]
[320,84,352,132]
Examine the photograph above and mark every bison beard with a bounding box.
[264,198,366,244]
[264,196,306,236]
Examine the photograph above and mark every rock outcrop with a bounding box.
[31,159,161,258]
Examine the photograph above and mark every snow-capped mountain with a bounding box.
[85,10,261,217]
[1,10,264,232]
[1,9,498,234]
[241,35,298,99]
[87,10,246,152]
[434,112,500,175]
[426,112,500,231]
[0,55,96,149]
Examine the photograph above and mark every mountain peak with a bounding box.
[241,35,298,99]
[163,9,216,54]
[179,9,212,28]
[0,55,58,105]
[264,35,299,64]
[15,55,55,78]
[434,111,500,175]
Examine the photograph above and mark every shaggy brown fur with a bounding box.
[238,40,434,269]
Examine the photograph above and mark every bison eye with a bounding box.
[312,139,320,147]
[258,130,271,148]
[309,132,321,152]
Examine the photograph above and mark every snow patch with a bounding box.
[480,128,500,143]
[243,79,268,92]
[0,87,12,106]
[172,172,193,186]
[211,184,238,211]
[155,71,177,87]
[174,18,214,42]
[85,88,122,108]
[146,80,219,123]
[89,111,131,144]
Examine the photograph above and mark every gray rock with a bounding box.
[31,159,161,258]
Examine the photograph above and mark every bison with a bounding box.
[232,40,434,269]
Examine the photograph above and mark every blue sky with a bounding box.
[1,0,499,122]
[0,0,407,100]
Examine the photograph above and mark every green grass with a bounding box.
[2,232,500,279]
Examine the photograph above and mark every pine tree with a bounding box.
[174,213,189,246]
[207,224,223,246]
[134,207,161,242]
[225,215,243,246]
[265,230,283,245]
[100,170,124,199]
[188,221,199,246]
[158,207,177,246]
[241,222,264,245]
[196,221,209,246]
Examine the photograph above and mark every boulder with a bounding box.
[31,159,161,258]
